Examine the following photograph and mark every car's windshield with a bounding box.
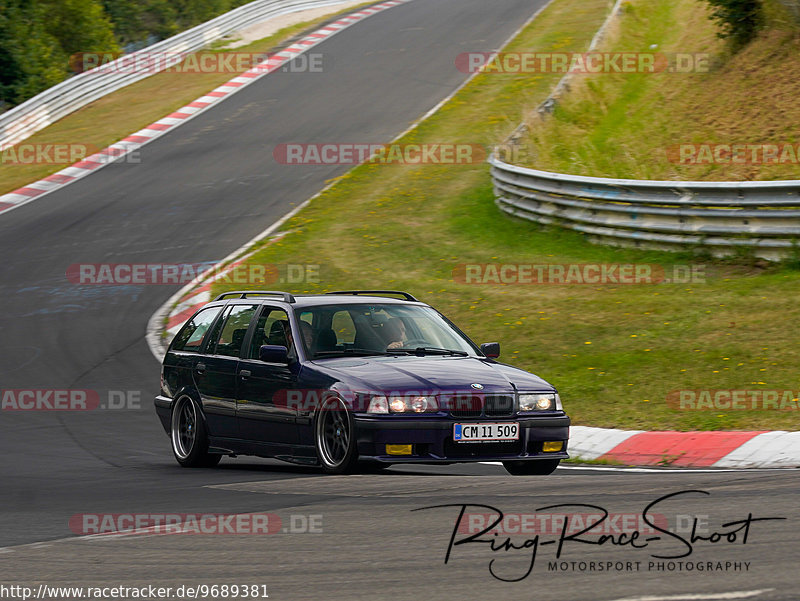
[297,303,477,359]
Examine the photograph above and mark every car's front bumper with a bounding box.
[353,414,570,463]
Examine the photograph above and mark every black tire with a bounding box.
[503,459,560,476]
[314,395,358,474]
[170,396,221,468]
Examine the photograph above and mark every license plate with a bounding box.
[453,422,519,442]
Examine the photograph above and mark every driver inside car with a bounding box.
[383,317,408,349]
[298,321,314,352]
[281,320,315,360]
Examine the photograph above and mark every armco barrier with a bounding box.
[489,155,800,260]
[0,0,353,150]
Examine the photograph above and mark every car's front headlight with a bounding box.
[518,393,561,412]
[367,395,439,414]
[367,395,389,414]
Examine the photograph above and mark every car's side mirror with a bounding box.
[259,344,289,363]
[480,342,500,359]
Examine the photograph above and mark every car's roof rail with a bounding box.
[325,290,418,302]
[213,291,296,303]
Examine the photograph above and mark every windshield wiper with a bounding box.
[386,347,469,357]
[313,348,390,358]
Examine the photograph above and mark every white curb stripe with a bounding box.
[568,425,642,460]
[608,590,773,601]
[713,431,800,468]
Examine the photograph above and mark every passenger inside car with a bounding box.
[314,328,338,353]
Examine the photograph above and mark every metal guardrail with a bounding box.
[777,0,800,23]
[489,155,800,259]
[0,0,352,150]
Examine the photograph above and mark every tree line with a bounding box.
[0,0,250,109]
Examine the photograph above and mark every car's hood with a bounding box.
[308,355,554,394]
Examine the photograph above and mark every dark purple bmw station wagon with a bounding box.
[155,290,570,475]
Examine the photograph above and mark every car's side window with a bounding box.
[210,304,258,358]
[248,307,290,359]
[203,305,231,354]
[170,306,223,353]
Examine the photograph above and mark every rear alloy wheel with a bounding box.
[170,396,221,468]
[503,459,560,476]
[315,396,358,474]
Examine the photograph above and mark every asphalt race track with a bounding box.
[0,1,797,599]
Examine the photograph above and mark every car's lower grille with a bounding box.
[443,438,523,458]
[485,395,514,417]
[451,409,482,418]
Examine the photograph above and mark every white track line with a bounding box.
[607,590,773,601]
[479,462,790,473]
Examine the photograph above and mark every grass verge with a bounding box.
[563,457,626,467]
[521,0,800,180]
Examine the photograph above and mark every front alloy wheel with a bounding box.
[315,396,357,474]
[170,396,221,468]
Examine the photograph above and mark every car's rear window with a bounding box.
[170,306,223,352]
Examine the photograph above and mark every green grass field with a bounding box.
[210,0,800,432]
[521,0,800,181]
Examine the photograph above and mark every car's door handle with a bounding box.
[195,362,206,375]
[239,370,251,380]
